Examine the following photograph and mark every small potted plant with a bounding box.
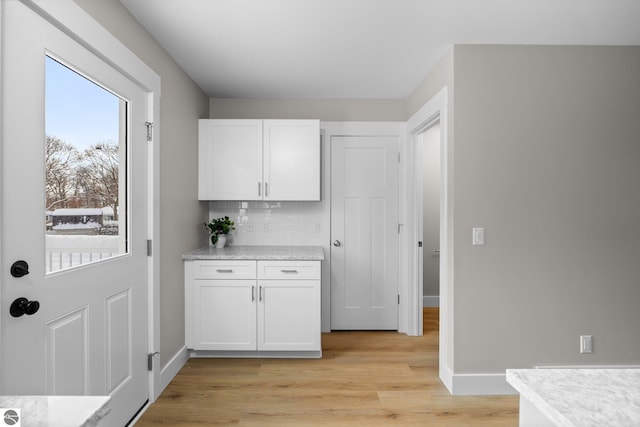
[205,216,235,248]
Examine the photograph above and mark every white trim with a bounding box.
[535,364,640,369]
[20,0,162,402]
[22,0,160,94]
[321,122,407,333]
[405,87,452,389]
[423,296,440,307]
[440,364,453,393]
[160,346,190,393]
[450,373,517,396]
[130,347,188,425]
[0,0,5,391]
[147,93,162,400]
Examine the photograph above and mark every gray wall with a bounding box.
[74,0,209,368]
[422,124,441,298]
[452,45,640,372]
[210,98,405,121]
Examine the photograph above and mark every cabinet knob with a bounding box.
[333,240,342,247]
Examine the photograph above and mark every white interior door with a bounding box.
[1,3,149,425]
[331,137,399,329]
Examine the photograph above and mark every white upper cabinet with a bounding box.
[198,119,320,201]
[198,119,262,200]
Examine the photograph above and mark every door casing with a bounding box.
[321,122,407,332]
[405,87,452,392]
[0,0,162,401]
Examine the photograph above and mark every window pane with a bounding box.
[45,56,127,273]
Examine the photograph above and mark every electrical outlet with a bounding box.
[580,335,592,354]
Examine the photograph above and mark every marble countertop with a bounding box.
[183,245,325,261]
[506,368,640,426]
[0,395,110,427]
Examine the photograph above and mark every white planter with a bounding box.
[215,235,227,248]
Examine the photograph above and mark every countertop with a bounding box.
[506,368,640,426]
[182,245,325,261]
[0,395,110,427]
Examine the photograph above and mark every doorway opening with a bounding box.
[417,123,441,309]
[406,86,451,390]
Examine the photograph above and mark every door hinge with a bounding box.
[398,294,400,304]
[398,152,400,163]
[145,122,153,142]
[147,239,152,256]
[148,352,159,371]
[398,223,402,234]
[418,241,423,247]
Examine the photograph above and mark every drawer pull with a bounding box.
[281,269,298,273]
[216,269,234,273]
[252,286,255,302]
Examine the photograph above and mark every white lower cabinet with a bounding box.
[185,259,321,357]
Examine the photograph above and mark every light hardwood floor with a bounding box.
[135,308,518,426]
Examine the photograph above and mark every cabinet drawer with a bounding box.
[257,261,320,280]
[191,260,256,279]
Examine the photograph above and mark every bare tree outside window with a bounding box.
[45,55,126,273]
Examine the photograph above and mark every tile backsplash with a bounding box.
[208,201,326,246]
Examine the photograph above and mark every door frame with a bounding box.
[404,87,453,391]
[321,122,406,332]
[0,0,162,401]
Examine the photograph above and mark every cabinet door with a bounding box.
[263,120,320,201]
[257,280,321,351]
[198,119,262,200]
[193,280,257,350]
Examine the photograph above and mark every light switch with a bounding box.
[473,228,485,246]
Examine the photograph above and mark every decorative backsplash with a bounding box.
[208,201,326,246]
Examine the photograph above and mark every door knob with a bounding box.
[10,297,40,317]
[10,260,29,278]
[333,240,342,247]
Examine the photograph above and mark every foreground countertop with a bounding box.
[506,368,640,426]
[0,395,110,427]
[183,245,325,261]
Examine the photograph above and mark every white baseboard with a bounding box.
[156,346,516,397]
[423,295,439,307]
[158,345,189,396]
[440,364,453,394]
[441,365,640,396]
[534,364,640,369]
[450,372,517,396]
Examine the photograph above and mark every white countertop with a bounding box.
[506,368,640,427]
[183,245,324,260]
[0,395,110,427]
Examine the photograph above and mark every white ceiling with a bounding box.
[120,0,640,99]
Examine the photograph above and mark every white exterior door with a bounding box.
[1,3,149,425]
[331,137,399,329]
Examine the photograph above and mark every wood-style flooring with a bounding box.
[135,308,518,426]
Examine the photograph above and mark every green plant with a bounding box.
[205,216,235,244]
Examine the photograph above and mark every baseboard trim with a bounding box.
[534,364,640,369]
[442,365,640,396]
[156,345,521,398]
[422,295,439,307]
[159,345,189,395]
[439,364,453,394]
[450,372,517,396]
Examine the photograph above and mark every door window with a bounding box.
[45,55,128,273]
